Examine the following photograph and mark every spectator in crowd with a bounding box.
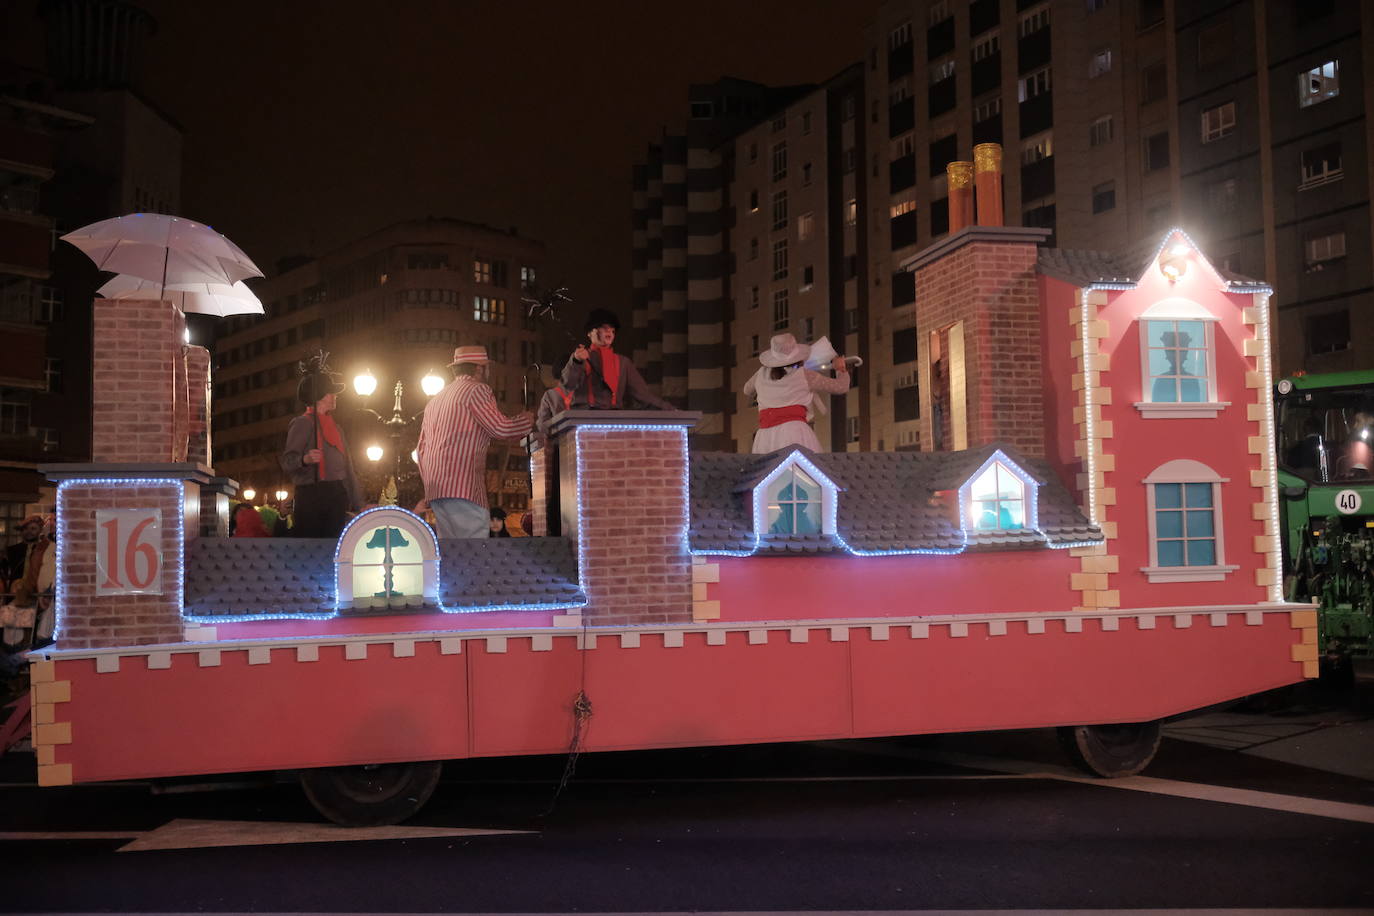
[489,506,512,538]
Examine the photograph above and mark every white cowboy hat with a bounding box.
[760,333,810,368]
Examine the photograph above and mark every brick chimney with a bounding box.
[45,297,214,649]
[547,410,699,626]
[904,144,1050,458]
[947,161,974,233]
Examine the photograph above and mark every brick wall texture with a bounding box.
[185,346,211,467]
[915,239,1045,457]
[530,448,549,538]
[92,298,187,463]
[57,482,188,649]
[573,427,692,626]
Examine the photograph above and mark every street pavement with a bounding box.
[1,681,1371,913]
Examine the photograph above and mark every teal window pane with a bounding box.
[1180,349,1206,378]
[1158,540,1185,566]
[1187,539,1216,566]
[1156,509,1183,538]
[1155,483,1182,509]
[1151,377,1179,402]
[1146,320,1173,348]
[1186,510,1214,537]
[1176,320,1206,343]
[976,500,999,529]
[1148,348,1174,378]
[971,467,998,500]
[1184,483,1212,508]
[767,505,788,534]
[1178,377,1205,402]
[795,504,821,534]
[1000,501,1024,529]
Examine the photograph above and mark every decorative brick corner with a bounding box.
[185,345,211,467]
[92,298,187,463]
[906,227,1051,459]
[551,411,699,627]
[42,465,212,650]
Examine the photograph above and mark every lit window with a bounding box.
[1201,101,1235,143]
[335,509,440,611]
[473,296,507,325]
[1142,460,1236,582]
[1298,60,1339,108]
[797,212,815,242]
[473,258,492,284]
[889,198,917,219]
[968,461,1026,531]
[1020,133,1053,164]
[1135,296,1226,418]
[765,465,824,535]
[845,199,858,225]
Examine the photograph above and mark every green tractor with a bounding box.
[1275,370,1374,662]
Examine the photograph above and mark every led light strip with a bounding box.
[1256,292,1283,603]
[55,478,186,643]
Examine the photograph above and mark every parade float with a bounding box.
[19,152,1318,826]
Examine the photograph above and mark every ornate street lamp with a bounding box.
[353,370,440,505]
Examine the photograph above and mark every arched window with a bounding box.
[1142,459,1238,582]
[1136,297,1228,418]
[335,508,440,610]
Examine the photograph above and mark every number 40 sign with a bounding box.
[95,508,164,596]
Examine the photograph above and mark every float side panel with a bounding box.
[851,615,1303,735]
[56,644,470,783]
[469,630,852,755]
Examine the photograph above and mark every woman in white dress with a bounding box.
[743,333,851,453]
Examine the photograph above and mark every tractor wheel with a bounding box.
[299,760,442,827]
[1057,721,1162,777]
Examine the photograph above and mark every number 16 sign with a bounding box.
[95,508,164,596]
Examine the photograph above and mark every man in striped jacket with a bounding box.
[416,346,534,539]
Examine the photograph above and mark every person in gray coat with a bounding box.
[280,369,363,538]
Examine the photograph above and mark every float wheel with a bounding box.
[1057,721,1162,777]
[299,760,442,826]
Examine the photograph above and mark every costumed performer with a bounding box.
[744,332,851,453]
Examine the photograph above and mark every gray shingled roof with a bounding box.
[1037,230,1268,290]
[688,445,1100,555]
[183,535,584,619]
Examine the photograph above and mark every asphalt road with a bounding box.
[3,714,1372,914]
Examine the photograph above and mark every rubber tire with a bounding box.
[299,760,442,827]
[1057,721,1162,778]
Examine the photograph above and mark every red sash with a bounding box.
[759,405,808,428]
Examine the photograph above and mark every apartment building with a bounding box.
[211,219,546,513]
[727,66,869,453]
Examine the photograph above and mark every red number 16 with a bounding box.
[99,515,160,590]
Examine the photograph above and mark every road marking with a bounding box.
[0,830,144,841]
[115,818,534,852]
[835,742,1374,826]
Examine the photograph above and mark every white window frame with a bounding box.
[1298,60,1339,108]
[889,197,916,219]
[1305,231,1346,268]
[771,141,788,181]
[1201,101,1236,143]
[1019,4,1051,37]
[1299,143,1343,189]
[973,31,1000,62]
[1141,460,1237,583]
[959,452,1038,533]
[890,20,912,47]
[334,508,441,611]
[1089,115,1113,147]
[771,238,789,281]
[753,454,838,536]
[1089,47,1112,78]
[1020,132,1053,165]
[1018,67,1052,101]
[1134,297,1229,418]
[772,288,789,330]
[973,97,1002,123]
[771,189,788,231]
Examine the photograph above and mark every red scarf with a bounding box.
[591,345,620,407]
[304,407,344,454]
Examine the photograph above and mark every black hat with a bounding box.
[297,371,345,405]
[584,308,620,332]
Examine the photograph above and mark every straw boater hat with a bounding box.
[448,345,490,366]
[759,332,811,368]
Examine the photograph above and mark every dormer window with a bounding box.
[753,453,838,537]
[335,508,440,611]
[1135,297,1229,418]
[969,460,1026,530]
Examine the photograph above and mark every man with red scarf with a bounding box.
[280,371,363,538]
[563,309,675,411]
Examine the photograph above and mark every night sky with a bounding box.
[5,0,882,327]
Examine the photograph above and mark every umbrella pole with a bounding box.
[160,247,170,299]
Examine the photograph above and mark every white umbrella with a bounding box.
[97,275,265,317]
[62,213,264,288]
